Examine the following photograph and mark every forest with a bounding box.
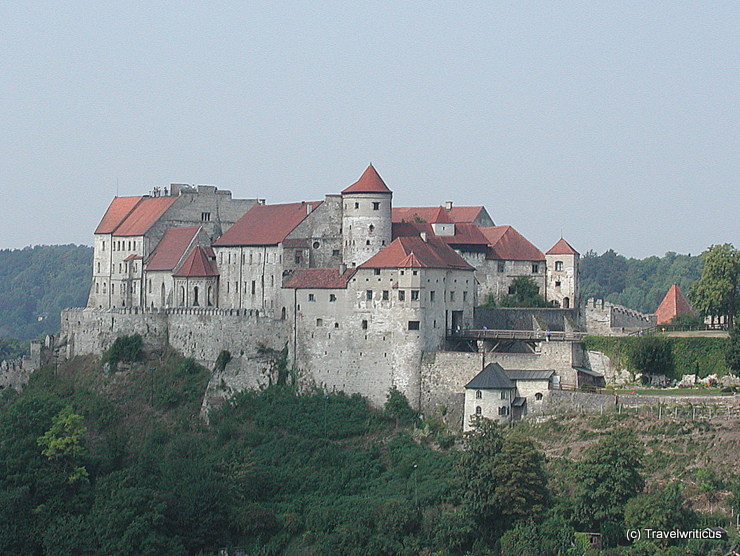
[0,245,92,342]
[0,348,736,555]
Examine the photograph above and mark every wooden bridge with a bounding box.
[448,329,587,342]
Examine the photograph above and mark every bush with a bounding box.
[101,334,143,369]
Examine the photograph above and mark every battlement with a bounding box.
[583,298,656,335]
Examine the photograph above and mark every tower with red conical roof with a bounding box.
[545,238,579,308]
[341,165,393,267]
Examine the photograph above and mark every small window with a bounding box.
[294,251,302,264]
[97,262,101,273]
[475,390,482,399]
[366,290,373,300]
[532,264,539,273]
[251,281,256,295]
[369,224,375,233]
[463,291,468,301]
[361,319,368,330]
[372,202,380,210]
[329,294,336,302]
[308,293,315,301]
[102,241,105,251]
[412,270,418,276]
[313,241,320,249]
[382,290,389,301]
[555,261,564,271]
[508,285,515,295]
[354,202,359,209]
[450,291,455,302]
[411,290,419,301]
[475,406,482,415]
[535,392,543,401]
[374,268,381,275]
[332,249,340,256]
[201,212,211,222]
[366,240,370,246]
[316,318,323,327]
[334,322,339,328]
[430,291,435,302]
[408,321,420,330]
[498,406,509,416]
[555,280,561,288]
[498,262,505,272]
[500,391,508,400]
[398,290,406,301]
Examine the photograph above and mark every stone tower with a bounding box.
[545,238,579,309]
[341,165,393,267]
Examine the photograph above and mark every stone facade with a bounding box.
[583,298,657,336]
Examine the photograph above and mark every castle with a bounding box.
[61,165,649,427]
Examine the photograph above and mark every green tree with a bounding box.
[628,336,674,380]
[384,387,418,427]
[726,326,740,376]
[623,482,696,549]
[689,243,739,327]
[573,428,644,529]
[498,276,552,308]
[37,406,88,483]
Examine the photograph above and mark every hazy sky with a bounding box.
[1,2,738,257]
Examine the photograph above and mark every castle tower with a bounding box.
[545,238,579,309]
[341,165,393,267]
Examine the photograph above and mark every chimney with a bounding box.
[444,201,453,211]
[339,263,347,275]
[306,203,312,215]
[257,199,266,205]
[420,232,427,242]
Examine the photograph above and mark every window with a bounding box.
[382,290,389,301]
[372,202,380,210]
[430,291,435,302]
[366,240,370,246]
[329,294,336,302]
[532,264,539,273]
[97,262,101,273]
[334,322,339,328]
[251,281,256,295]
[295,251,302,264]
[500,391,508,400]
[366,290,373,300]
[535,392,543,401]
[308,293,315,301]
[201,212,211,222]
[475,390,482,399]
[408,321,420,330]
[398,290,406,301]
[95,282,99,294]
[374,268,381,275]
[361,319,368,330]
[555,280,561,288]
[313,241,320,249]
[498,262,505,272]
[555,261,563,271]
[368,224,375,233]
[411,290,419,301]
[102,241,105,251]
[332,249,340,256]
[508,285,515,295]
[450,291,455,302]
[354,202,359,209]
[498,406,509,416]
[148,279,152,293]
[122,283,126,294]
[475,406,482,415]
[412,270,418,276]
[316,318,323,327]
[463,291,468,301]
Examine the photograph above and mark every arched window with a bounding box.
[368,224,375,233]
[95,282,99,294]
[207,286,213,306]
[103,282,107,294]
[111,283,115,294]
[193,286,200,306]
[563,297,570,309]
[475,390,482,399]
[281,307,286,320]
[161,283,166,306]
[180,286,185,306]
[555,260,563,271]
[535,392,543,401]
[475,406,482,415]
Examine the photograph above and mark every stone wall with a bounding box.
[583,298,656,336]
[420,351,484,429]
[474,307,579,332]
[540,389,618,415]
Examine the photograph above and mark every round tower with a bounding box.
[341,165,393,267]
[545,238,579,309]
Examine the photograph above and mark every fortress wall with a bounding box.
[583,299,656,335]
[420,351,485,428]
[474,307,579,332]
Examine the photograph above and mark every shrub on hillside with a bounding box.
[101,334,143,369]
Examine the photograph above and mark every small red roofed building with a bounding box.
[655,284,695,325]
[545,238,580,309]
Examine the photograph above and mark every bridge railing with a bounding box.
[448,329,587,341]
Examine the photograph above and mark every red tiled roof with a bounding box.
[146,226,201,271]
[360,236,473,270]
[341,165,392,195]
[656,284,695,325]
[429,206,454,224]
[94,196,144,234]
[481,226,545,261]
[392,206,486,224]
[113,196,179,237]
[282,268,356,289]
[546,238,579,256]
[213,201,323,247]
[123,254,143,262]
[392,222,489,246]
[173,246,219,277]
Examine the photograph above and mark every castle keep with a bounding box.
[61,165,647,426]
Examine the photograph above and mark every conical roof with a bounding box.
[173,246,219,277]
[655,284,695,325]
[341,165,392,195]
[546,238,579,256]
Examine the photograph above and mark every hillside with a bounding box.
[0,245,92,341]
[0,352,736,555]
[580,250,702,314]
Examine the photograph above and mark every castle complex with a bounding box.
[60,165,656,427]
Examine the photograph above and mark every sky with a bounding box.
[1,2,738,258]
